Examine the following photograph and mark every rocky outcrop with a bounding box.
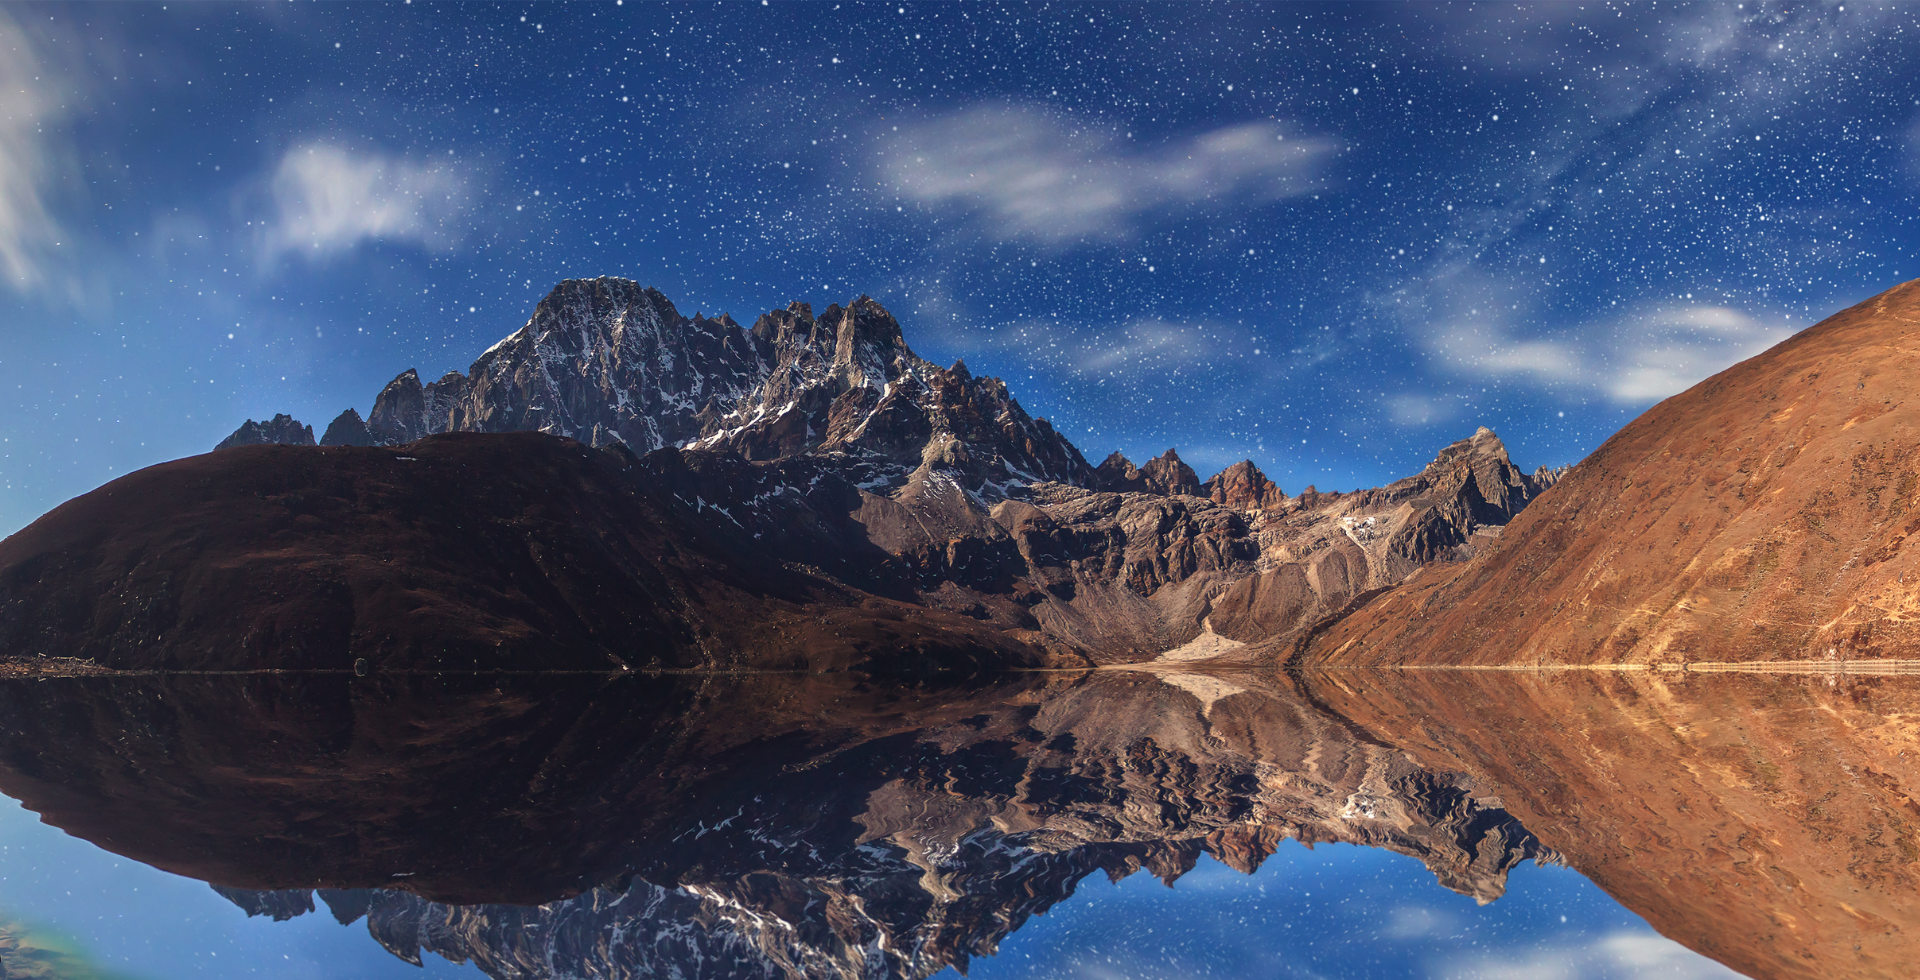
[319,408,373,447]
[214,413,313,449]
[1133,426,1556,662]
[691,304,1094,498]
[979,484,1260,657]
[0,670,1553,980]
[1301,279,1920,668]
[367,368,471,446]
[1204,459,1287,511]
[1091,448,1202,497]
[361,281,747,452]
[211,885,315,921]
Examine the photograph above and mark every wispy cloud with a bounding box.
[1412,3,1895,78]
[262,142,469,260]
[878,105,1338,243]
[980,316,1265,379]
[0,10,72,295]
[1384,394,1457,428]
[1382,903,1460,939]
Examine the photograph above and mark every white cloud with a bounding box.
[264,142,469,260]
[1429,302,1786,405]
[1430,320,1584,387]
[879,105,1338,242]
[0,11,71,294]
[1439,929,1746,980]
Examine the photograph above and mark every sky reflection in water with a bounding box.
[0,799,474,978]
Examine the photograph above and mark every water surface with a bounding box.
[0,667,1891,979]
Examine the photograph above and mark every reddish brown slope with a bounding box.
[1307,279,1920,666]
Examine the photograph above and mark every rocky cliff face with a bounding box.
[1204,459,1288,511]
[0,671,1550,980]
[1091,448,1202,496]
[691,300,1093,498]
[365,280,758,451]
[1301,278,1920,668]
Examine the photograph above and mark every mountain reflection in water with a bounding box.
[0,668,1894,979]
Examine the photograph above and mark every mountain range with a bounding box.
[0,277,1560,672]
[34,272,1918,672]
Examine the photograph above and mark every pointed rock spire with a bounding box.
[1140,448,1202,497]
[367,369,426,446]
[1092,452,1142,491]
[320,408,374,447]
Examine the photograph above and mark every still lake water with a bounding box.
[0,796,1728,980]
[0,667,1896,980]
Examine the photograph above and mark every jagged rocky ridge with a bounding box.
[215,413,313,449]
[0,671,1552,980]
[174,278,1565,667]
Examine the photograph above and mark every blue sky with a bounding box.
[3,1,1918,533]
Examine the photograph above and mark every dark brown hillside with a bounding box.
[1305,278,1920,666]
[0,431,1063,674]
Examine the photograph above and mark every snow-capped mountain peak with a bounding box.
[339,278,1088,500]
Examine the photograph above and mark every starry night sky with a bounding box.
[2,1,1917,534]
